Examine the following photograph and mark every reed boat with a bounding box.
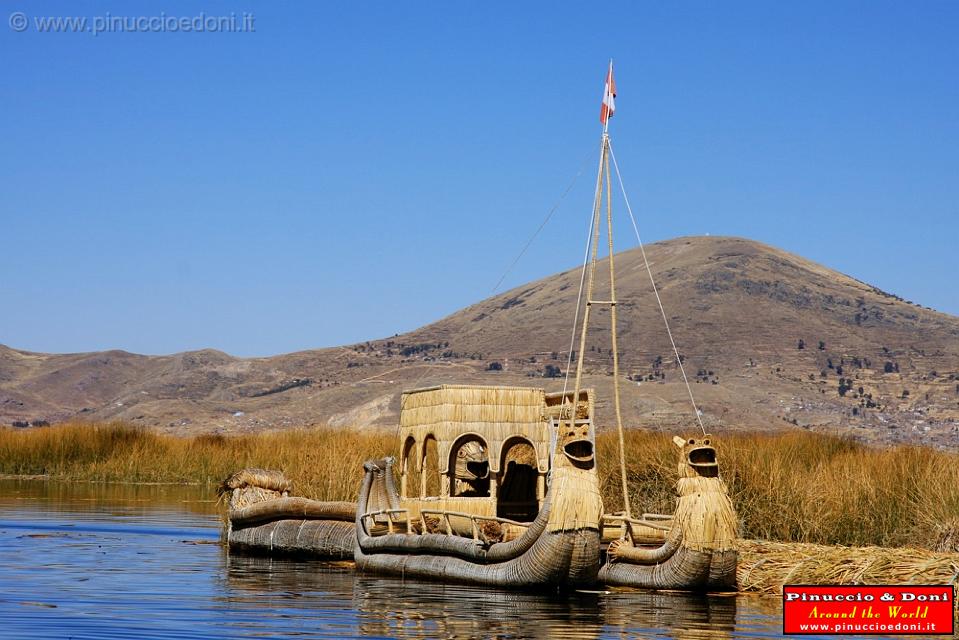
[597,435,738,591]
[222,384,604,589]
[220,61,739,592]
[219,397,737,591]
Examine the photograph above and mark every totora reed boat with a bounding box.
[219,61,739,592]
[223,385,604,589]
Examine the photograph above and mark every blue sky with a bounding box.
[1,1,956,356]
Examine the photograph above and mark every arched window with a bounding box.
[448,434,490,497]
[401,436,417,498]
[421,434,440,498]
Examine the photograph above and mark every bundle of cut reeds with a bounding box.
[737,539,959,595]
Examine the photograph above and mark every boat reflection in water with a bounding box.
[224,553,737,640]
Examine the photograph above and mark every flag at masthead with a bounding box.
[600,61,616,126]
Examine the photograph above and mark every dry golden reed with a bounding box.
[0,422,394,502]
[1,423,957,549]
[737,539,959,594]
[599,430,959,550]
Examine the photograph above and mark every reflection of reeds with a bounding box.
[2,424,958,550]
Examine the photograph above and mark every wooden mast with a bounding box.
[567,62,632,518]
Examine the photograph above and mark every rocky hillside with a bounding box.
[3,236,958,448]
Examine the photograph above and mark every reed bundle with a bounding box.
[673,476,738,553]
[218,468,293,495]
[547,465,604,533]
[737,539,959,594]
[229,496,356,526]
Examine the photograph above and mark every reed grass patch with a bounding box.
[1,423,957,549]
[0,422,393,502]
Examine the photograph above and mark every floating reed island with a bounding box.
[737,540,959,595]
[738,539,959,628]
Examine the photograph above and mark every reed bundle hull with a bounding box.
[354,530,600,589]
[353,450,603,590]
[600,546,738,591]
[229,519,356,560]
[220,471,356,559]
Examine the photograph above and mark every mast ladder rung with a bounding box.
[587,300,617,305]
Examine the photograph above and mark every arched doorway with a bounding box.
[497,437,539,521]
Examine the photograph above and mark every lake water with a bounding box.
[0,479,817,639]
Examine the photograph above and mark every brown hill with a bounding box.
[2,236,958,448]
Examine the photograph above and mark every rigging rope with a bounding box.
[607,140,708,436]
[550,146,603,479]
[559,194,597,418]
[490,146,595,296]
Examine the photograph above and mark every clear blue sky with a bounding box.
[1,1,956,356]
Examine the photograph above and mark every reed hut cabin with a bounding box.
[395,384,593,530]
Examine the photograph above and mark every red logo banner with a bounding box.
[783,585,954,635]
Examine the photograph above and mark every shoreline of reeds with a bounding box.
[0,473,207,485]
[1,421,957,551]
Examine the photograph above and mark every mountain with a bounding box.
[3,236,958,448]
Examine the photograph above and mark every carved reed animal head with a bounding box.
[454,439,489,481]
[559,421,594,468]
[672,434,719,479]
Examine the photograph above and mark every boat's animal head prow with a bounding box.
[673,434,719,479]
[605,432,739,586]
[547,419,602,539]
[559,421,594,469]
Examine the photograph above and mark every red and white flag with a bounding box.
[600,63,616,125]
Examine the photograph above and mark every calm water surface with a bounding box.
[0,479,810,639]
